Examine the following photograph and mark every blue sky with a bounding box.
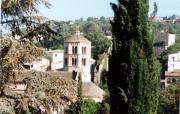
[38,0,180,21]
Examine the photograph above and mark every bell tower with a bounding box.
[64,30,91,82]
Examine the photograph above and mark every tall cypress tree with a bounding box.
[108,0,160,114]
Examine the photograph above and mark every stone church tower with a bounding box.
[64,30,91,82]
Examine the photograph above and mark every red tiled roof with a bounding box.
[165,71,180,77]
[82,82,105,97]
[64,31,91,43]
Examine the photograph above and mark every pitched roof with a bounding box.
[82,82,105,98]
[165,70,180,77]
[64,30,91,43]
[47,49,64,53]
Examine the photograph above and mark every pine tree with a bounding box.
[108,0,160,114]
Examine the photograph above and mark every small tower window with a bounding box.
[75,58,77,65]
[82,58,86,66]
[82,47,86,54]
[72,58,77,66]
[72,46,78,54]
[65,47,68,54]
[75,46,77,54]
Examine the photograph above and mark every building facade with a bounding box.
[165,33,176,49]
[24,57,50,71]
[165,52,180,87]
[64,30,91,82]
[154,32,175,57]
[168,52,180,71]
[46,50,64,70]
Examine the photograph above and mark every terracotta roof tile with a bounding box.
[82,82,105,97]
[165,71,180,77]
[64,31,91,43]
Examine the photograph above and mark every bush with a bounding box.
[67,99,100,114]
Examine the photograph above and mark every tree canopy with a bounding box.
[0,0,54,96]
[108,0,160,114]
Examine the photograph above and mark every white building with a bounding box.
[168,52,180,71]
[165,33,175,49]
[24,57,50,71]
[64,30,91,82]
[46,50,64,70]
[9,82,27,94]
[165,52,180,87]
[154,32,176,57]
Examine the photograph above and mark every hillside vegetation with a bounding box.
[0,71,77,114]
[38,17,112,59]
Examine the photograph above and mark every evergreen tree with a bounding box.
[108,0,160,114]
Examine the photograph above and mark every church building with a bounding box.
[64,30,91,82]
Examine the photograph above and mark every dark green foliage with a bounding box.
[158,83,179,114]
[166,38,180,54]
[152,21,180,34]
[150,2,158,19]
[99,70,110,114]
[68,99,100,114]
[80,100,100,114]
[108,0,160,114]
[85,32,111,59]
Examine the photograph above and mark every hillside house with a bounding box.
[165,33,176,49]
[24,57,50,71]
[9,82,27,94]
[168,52,180,71]
[154,32,175,57]
[46,50,64,70]
[165,52,180,87]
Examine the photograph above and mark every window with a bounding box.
[75,58,77,66]
[172,57,175,61]
[55,54,57,57]
[75,46,77,54]
[72,58,77,66]
[82,58,86,66]
[72,47,74,54]
[82,47,86,54]
[65,47,68,54]
[65,58,68,66]
[72,46,78,54]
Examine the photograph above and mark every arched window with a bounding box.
[65,47,68,54]
[82,47,86,54]
[72,46,78,54]
[72,58,77,66]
